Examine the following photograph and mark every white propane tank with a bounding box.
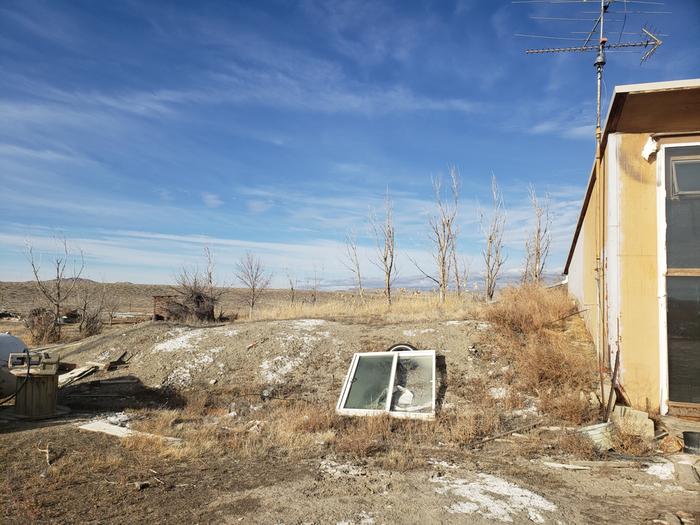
[0,333,28,397]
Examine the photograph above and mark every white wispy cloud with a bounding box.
[202,192,223,209]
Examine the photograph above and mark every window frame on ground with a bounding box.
[335,349,436,420]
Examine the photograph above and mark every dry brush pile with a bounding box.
[484,284,599,426]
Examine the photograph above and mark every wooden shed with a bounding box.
[152,295,177,321]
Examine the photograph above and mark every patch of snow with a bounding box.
[290,319,326,329]
[320,459,365,478]
[476,322,492,331]
[512,400,539,417]
[428,459,459,470]
[153,329,203,353]
[259,328,326,382]
[336,513,375,525]
[489,387,507,399]
[162,345,221,387]
[644,462,675,480]
[260,354,303,383]
[165,366,192,387]
[223,328,239,336]
[403,329,417,337]
[444,320,466,325]
[432,473,557,523]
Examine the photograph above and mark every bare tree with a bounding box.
[370,190,397,306]
[286,269,298,305]
[26,237,85,340]
[454,255,470,297]
[307,266,322,306]
[235,252,271,318]
[523,185,552,283]
[480,174,507,301]
[343,230,364,302]
[410,168,460,303]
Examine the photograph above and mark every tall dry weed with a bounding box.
[486,284,574,335]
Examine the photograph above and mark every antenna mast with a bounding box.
[515,0,666,372]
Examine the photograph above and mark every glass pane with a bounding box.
[667,277,700,403]
[343,354,394,410]
[666,147,700,268]
[390,355,433,413]
[674,160,700,193]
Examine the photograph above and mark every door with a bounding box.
[665,145,700,407]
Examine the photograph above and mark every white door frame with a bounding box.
[657,140,700,415]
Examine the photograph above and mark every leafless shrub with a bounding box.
[523,185,552,283]
[370,189,397,306]
[411,168,460,304]
[480,174,506,300]
[26,237,85,340]
[171,248,223,322]
[75,284,106,337]
[235,252,271,317]
[343,230,364,302]
[103,293,120,326]
[24,307,59,344]
[171,269,220,322]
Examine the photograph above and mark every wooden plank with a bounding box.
[667,401,700,420]
[57,366,97,387]
[78,420,183,443]
[666,268,700,277]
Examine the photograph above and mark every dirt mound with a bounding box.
[53,318,498,408]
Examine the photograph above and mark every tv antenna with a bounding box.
[515,0,666,157]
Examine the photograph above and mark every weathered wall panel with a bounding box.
[618,133,660,411]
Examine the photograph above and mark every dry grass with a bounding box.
[119,381,508,470]
[486,284,575,335]
[610,423,654,457]
[510,331,597,424]
[250,292,481,324]
[556,431,603,460]
[484,285,598,426]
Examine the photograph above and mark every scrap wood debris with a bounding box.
[78,419,182,444]
[58,366,98,387]
[246,337,268,350]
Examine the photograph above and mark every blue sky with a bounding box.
[1,0,698,288]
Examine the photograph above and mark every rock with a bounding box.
[133,481,150,491]
[579,422,613,451]
[209,378,217,385]
[674,456,700,490]
[652,513,682,525]
[676,511,696,525]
